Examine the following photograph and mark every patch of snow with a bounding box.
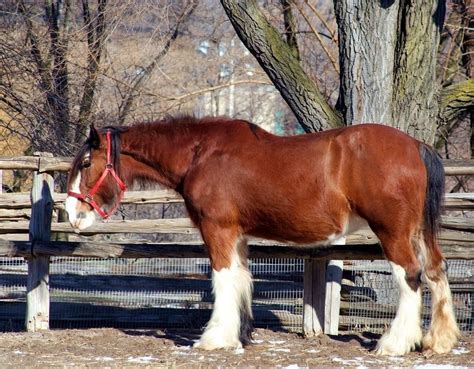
[388,356,405,362]
[268,340,286,344]
[413,365,469,369]
[234,347,245,355]
[304,349,320,354]
[172,351,193,356]
[269,348,291,352]
[332,357,364,365]
[13,351,24,355]
[252,339,264,344]
[452,347,469,355]
[127,356,155,364]
[176,345,192,351]
[95,357,114,362]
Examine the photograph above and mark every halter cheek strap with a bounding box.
[68,131,127,219]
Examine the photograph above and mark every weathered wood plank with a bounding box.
[0,189,184,209]
[0,193,33,209]
[0,156,71,171]
[37,157,72,173]
[0,218,198,235]
[303,259,324,336]
[324,259,343,335]
[0,234,472,260]
[441,216,474,231]
[1,216,473,244]
[1,191,472,211]
[0,209,31,219]
[444,193,474,210]
[49,189,186,207]
[443,159,474,175]
[0,157,40,170]
[26,170,53,332]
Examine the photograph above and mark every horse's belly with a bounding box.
[245,214,367,246]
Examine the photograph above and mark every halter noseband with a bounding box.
[68,130,127,219]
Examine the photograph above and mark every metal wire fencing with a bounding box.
[0,257,304,332]
[347,259,473,334]
[0,257,471,334]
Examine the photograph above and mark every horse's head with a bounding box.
[65,126,126,230]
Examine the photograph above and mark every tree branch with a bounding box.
[440,79,474,124]
[76,0,108,141]
[117,0,198,125]
[280,0,300,61]
[293,1,339,73]
[220,0,342,132]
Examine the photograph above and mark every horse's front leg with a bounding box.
[193,221,253,350]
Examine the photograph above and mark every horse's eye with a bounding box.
[82,158,91,168]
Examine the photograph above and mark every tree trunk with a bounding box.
[335,0,444,144]
[334,0,400,125]
[220,0,342,132]
[391,0,445,144]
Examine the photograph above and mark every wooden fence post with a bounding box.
[26,155,54,332]
[303,238,344,336]
[324,259,343,335]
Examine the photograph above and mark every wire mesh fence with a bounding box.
[0,257,305,332]
[0,257,471,334]
[347,259,473,334]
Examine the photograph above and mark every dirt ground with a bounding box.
[0,328,472,368]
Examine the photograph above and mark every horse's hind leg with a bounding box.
[193,221,253,350]
[418,236,460,354]
[374,233,423,356]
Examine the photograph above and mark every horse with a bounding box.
[65,116,459,356]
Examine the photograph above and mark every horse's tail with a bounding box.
[418,143,445,276]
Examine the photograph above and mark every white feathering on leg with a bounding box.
[375,262,422,356]
[194,249,253,350]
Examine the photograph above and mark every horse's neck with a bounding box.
[120,124,198,190]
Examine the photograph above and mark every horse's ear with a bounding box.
[88,125,100,149]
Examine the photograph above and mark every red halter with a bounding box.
[67,131,127,219]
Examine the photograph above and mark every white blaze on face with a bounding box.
[65,169,96,230]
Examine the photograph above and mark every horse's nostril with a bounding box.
[77,212,87,219]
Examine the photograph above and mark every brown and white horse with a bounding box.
[65,116,459,355]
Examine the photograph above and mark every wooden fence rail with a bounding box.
[0,238,472,260]
[0,156,473,337]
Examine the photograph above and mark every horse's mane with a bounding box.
[128,114,247,131]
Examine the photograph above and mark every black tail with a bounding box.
[419,144,445,238]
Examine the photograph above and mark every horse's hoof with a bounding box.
[422,329,459,355]
[374,334,420,356]
[422,349,436,358]
[193,338,242,351]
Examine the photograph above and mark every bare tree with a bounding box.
[220,0,474,145]
[0,0,198,157]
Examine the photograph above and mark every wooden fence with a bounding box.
[0,156,473,335]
